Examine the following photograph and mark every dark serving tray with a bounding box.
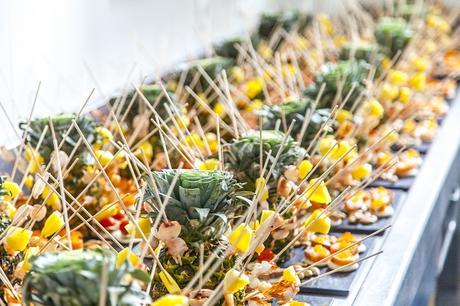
[281,234,378,297]
[333,190,407,235]
[281,293,333,305]
[369,152,425,191]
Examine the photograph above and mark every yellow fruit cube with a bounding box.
[399,87,412,103]
[244,78,263,99]
[351,163,372,180]
[127,217,151,239]
[96,127,113,144]
[213,102,226,117]
[228,224,253,254]
[380,83,399,101]
[282,266,300,285]
[304,209,331,234]
[41,211,65,238]
[116,247,140,268]
[23,247,39,271]
[336,110,352,123]
[41,187,61,210]
[223,269,250,294]
[6,227,32,252]
[318,135,337,156]
[260,209,275,225]
[198,159,220,171]
[388,70,408,86]
[2,180,21,200]
[408,72,426,92]
[318,14,334,34]
[297,160,313,180]
[231,66,245,83]
[152,294,189,306]
[306,179,332,204]
[24,175,34,189]
[331,141,356,161]
[95,204,118,221]
[95,150,114,167]
[410,56,428,72]
[255,177,269,202]
[159,271,181,294]
[364,99,384,118]
[136,141,154,161]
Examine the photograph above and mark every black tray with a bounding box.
[368,175,415,191]
[285,293,333,305]
[333,190,407,235]
[281,234,378,297]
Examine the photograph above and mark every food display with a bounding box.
[0,1,459,305]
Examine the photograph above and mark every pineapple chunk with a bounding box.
[282,266,300,285]
[306,179,332,205]
[213,102,226,117]
[22,247,39,271]
[410,56,428,72]
[136,141,154,161]
[25,147,44,173]
[318,135,337,156]
[197,159,219,171]
[244,78,264,99]
[408,72,426,91]
[399,87,412,103]
[152,294,189,306]
[245,99,264,112]
[388,70,408,86]
[260,209,275,225]
[127,217,151,239]
[159,271,181,294]
[380,83,399,101]
[363,99,384,118]
[95,150,114,167]
[228,224,253,254]
[42,186,61,210]
[231,66,245,83]
[96,126,113,144]
[336,110,352,123]
[285,302,309,306]
[318,14,334,34]
[223,269,250,294]
[41,211,65,238]
[297,160,313,180]
[351,163,373,180]
[116,247,140,268]
[304,209,331,234]
[2,180,21,200]
[95,204,118,221]
[6,227,32,252]
[255,177,269,202]
[330,141,356,161]
[24,175,34,189]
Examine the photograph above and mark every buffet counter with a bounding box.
[330,91,460,306]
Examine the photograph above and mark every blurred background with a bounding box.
[0,0,315,146]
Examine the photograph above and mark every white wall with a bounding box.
[0,0,456,146]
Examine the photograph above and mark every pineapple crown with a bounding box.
[144,169,248,243]
[340,42,380,62]
[304,60,370,110]
[224,130,306,191]
[20,114,97,163]
[258,99,333,146]
[375,17,413,57]
[23,249,150,306]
